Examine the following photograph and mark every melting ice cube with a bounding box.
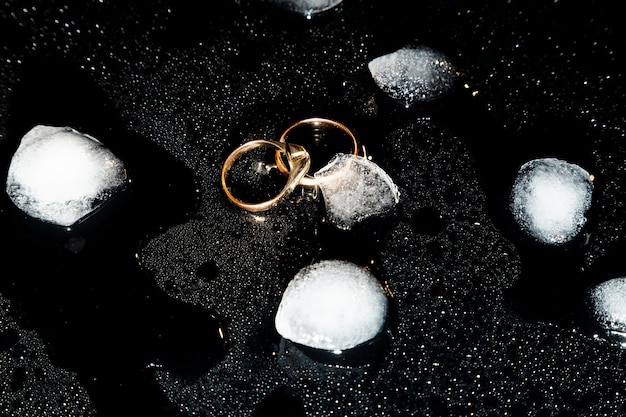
[586,277,626,348]
[268,0,343,17]
[5,125,127,227]
[314,153,400,230]
[275,259,388,351]
[510,157,593,245]
[367,45,456,107]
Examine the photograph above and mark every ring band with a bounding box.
[221,139,311,212]
[276,117,360,187]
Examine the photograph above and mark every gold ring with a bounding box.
[276,117,361,187]
[221,139,311,212]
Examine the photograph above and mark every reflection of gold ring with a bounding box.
[276,117,360,187]
[221,139,310,212]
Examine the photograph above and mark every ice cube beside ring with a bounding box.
[221,139,310,212]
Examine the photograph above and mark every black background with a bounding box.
[1,1,626,416]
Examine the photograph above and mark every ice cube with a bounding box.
[510,157,593,245]
[367,45,456,107]
[274,259,388,351]
[314,153,399,230]
[586,277,626,348]
[5,125,127,227]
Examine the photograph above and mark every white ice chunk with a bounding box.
[587,277,626,347]
[268,0,343,17]
[275,259,388,351]
[367,45,456,107]
[314,153,399,230]
[510,157,593,245]
[5,125,127,227]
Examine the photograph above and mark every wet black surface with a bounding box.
[1,1,626,416]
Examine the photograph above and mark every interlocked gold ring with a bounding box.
[276,117,360,187]
[221,139,310,212]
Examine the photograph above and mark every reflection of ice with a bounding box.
[268,0,343,17]
[275,259,388,351]
[367,45,456,107]
[314,153,399,230]
[5,125,127,227]
[587,277,626,348]
[510,157,593,245]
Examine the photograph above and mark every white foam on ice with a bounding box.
[269,0,343,17]
[314,153,399,230]
[274,259,388,351]
[6,125,127,227]
[367,45,456,107]
[510,157,593,245]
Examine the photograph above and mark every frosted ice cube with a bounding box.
[268,0,343,17]
[510,157,593,245]
[587,277,626,348]
[367,45,456,107]
[314,153,399,230]
[5,125,127,227]
[275,259,388,351]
